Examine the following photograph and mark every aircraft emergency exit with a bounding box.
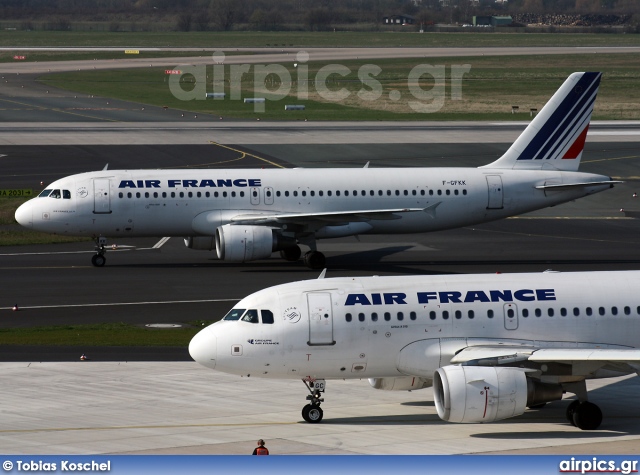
[189,270,640,430]
[15,72,618,268]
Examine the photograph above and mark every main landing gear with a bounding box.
[278,245,326,270]
[564,380,603,430]
[91,236,107,267]
[301,379,325,423]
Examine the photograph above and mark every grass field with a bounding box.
[40,53,640,121]
[0,321,213,346]
[2,31,640,48]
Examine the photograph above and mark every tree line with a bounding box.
[0,0,638,32]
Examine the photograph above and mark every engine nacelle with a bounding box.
[216,225,283,262]
[368,377,432,391]
[184,236,215,251]
[433,365,563,423]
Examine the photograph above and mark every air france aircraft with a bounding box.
[189,270,640,430]
[15,72,618,268]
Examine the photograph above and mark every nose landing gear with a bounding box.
[301,378,325,423]
[92,236,107,267]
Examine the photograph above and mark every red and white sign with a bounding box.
[13,55,26,60]
[165,70,182,75]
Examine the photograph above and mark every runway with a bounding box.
[1,48,640,454]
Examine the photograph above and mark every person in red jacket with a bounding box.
[252,439,269,455]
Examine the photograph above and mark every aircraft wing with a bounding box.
[535,180,622,190]
[451,346,640,375]
[229,202,441,226]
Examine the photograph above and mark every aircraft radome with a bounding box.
[15,72,618,269]
[189,269,640,430]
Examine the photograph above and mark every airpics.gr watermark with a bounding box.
[168,51,471,113]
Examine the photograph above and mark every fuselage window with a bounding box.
[171,192,176,198]
[38,189,52,197]
[240,191,245,197]
[378,190,383,196]
[119,192,123,198]
[328,191,332,197]
[522,309,528,317]
[468,310,475,319]
[410,311,416,321]
[371,312,378,322]
[136,192,141,198]
[625,306,631,315]
[573,307,580,316]
[50,189,61,199]
[429,190,434,196]
[293,191,298,197]
[180,192,185,198]
[384,312,391,321]
[302,191,306,197]
[253,190,258,198]
[421,190,425,196]
[443,310,449,320]
[127,192,132,198]
[197,191,201,198]
[223,308,245,321]
[387,190,391,196]
[319,191,324,197]
[358,313,365,322]
[463,190,467,195]
[345,190,349,196]
[395,190,400,196]
[412,190,417,196]
[437,190,442,195]
[560,308,567,317]
[637,306,640,315]
[446,190,450,196]
[535,308,541,317]
[612,306,618,316]
[403,190,408,196]
[454,190,459,195]
[586,307,593,316]
[261,310,274,324]
[487,309,494,318]
[154,192,159,198]
[223,191,228,198]
[267,190,272,198]
[353,190,357,196]
[370,190,374,196]
[241,309,259,323]
[548,308,554,317]
[146,192,150,198]
[63,190,71,199]
[455,310,462,319]
[507,308,515,318]
[599,307,605,316]
[336,191,341,196]
[205,192,210,198]
[345,313,352,322]
[162,192,167,198]
[276,191,281,197]
[361,190,366,196]
[231,191,236,198]
[214,191,219,198]
[284,191,289,197]
[429,311,436,320]
[397,312,403,321]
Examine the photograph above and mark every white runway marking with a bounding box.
[0,298,239,311]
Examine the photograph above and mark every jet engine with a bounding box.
[215,224,295,262]
[433,365,563,423]
[368,377,432,391]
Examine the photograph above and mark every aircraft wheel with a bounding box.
[302,404,323,424]
[572,402,602,430]
[280,246,302,262]
[91,254,106,267]
[304,251,325,270]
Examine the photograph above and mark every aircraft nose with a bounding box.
[14,201,33,228]
[189,327,217,369]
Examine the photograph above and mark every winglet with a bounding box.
[102,163,109,171]
[422,202,441,219]
[364,161,370,168]
[317,268,327,279]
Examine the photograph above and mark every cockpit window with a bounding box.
[38,189,52,198]
[261,310,274,324]
[50,189,61,199]
[223,309,245,321]
[63,190,71,199]
[241,309,259,324]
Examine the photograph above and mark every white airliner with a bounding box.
[15,72,618,268]
[189,269,640,430]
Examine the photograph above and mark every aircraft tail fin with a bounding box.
[482,72,601,172]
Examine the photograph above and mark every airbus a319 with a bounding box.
[15,72,617,268]
[190,269,640,430]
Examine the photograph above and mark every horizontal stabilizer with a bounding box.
[535,180,622,190]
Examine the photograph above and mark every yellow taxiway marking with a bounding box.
[208,141,286,169]
[584,154,640,164]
